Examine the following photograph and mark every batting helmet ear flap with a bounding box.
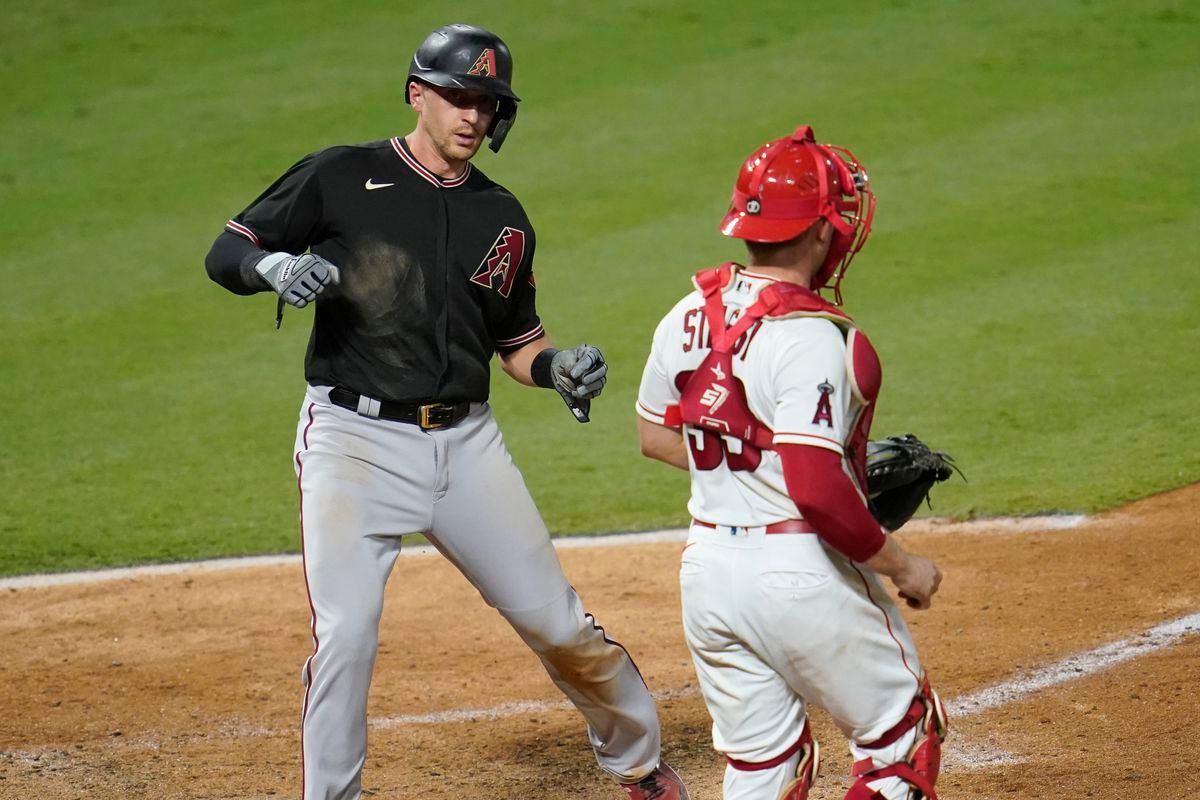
[488,98,518,153]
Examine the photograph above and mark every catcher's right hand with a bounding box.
[254,251,340,308]
[866,434,961,531]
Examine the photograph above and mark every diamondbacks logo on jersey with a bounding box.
[467,49,497,77]
[813,380,834,426]
[471,227,526,297]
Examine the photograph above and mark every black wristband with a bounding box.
[530,348,559,389]
[240,250,272,291]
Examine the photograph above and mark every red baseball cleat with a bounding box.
[619,761,690,800]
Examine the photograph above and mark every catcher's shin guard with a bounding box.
[778,726,820,800]
[844,676,947,800]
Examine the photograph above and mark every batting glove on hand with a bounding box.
[254,252,340,308]
[551,344,608,400]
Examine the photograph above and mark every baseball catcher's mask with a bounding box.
[720,125,875,304]
[405,23,520,153]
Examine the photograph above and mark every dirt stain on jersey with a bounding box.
[341,240,436,369]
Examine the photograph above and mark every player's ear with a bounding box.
[814,218,834,244]
[408,80,424,111]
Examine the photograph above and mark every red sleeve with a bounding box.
[778,444,886,562]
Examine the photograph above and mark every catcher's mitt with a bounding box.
[866,434,961,531]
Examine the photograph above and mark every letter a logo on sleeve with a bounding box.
[467,48,497,77]
[812,380,834,426]
[471,227,526,297]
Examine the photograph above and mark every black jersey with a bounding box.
[223,137,543,403]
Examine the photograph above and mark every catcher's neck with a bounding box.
[743,262,814,288]
[743,220,830,288]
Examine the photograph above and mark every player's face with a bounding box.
[413,83,497,163]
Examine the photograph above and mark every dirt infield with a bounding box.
[2,486,1197,799]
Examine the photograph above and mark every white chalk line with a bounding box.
[363,611,1200,772]
[945,611,1200,718]
[4,611,1196,775]
[0,514,1087,590]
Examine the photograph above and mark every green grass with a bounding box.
[2,0,1197,575]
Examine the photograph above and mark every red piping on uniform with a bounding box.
[225,220,261,247]
[495,323,545,349]
[296,402,318,797]
[581,605,649,690]
[737,269,781,283]
[636,400,666,421]
[773,432,844,448]
[390,137,472,188]
[851,563,921,687]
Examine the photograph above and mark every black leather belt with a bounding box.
[328,387,472,430]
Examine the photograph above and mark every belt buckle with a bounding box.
[419,403,445,430]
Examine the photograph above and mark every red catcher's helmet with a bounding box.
[720,125,875,304]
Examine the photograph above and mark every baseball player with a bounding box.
[635,126,947,800]
[204,23,688,800]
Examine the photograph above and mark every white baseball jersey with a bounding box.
[636,269,865,526]
[639,267,930,800]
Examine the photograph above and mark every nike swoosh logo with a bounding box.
[365,179,395,190]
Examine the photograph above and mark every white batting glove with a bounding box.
[255,252,340,308]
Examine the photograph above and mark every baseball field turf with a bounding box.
[2,0,1197,576]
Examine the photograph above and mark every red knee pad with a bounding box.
[845,676,948,800]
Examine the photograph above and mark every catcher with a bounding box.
[636,125,956,799]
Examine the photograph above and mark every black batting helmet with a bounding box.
[405,23,520,153]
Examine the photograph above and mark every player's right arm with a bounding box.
[861,535,942,610]
[778,445,941,609]
[204,230,270,295]
[770,322,941,608]
[204,151,339,306]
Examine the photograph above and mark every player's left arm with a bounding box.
[499,337,609,397]
[498,337,555,387]
[491,221,606,400]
